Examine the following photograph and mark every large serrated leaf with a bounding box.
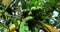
[19,21,29,32]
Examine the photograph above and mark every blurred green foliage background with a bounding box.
[0,0,60,32]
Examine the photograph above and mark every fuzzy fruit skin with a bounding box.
[17,20,20,25]
[9,20,20,32]
[9,24,16,32]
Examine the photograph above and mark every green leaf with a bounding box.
[31,27,38,32]
[49,0,56,5]
[0,24,8,30]
[24,25,29,32]
[19,22,25,32]
[33,27,38,32]
[0,10,4,13]
[19,21,29,32]
[11,17,18,27]
[23,16,33,22]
